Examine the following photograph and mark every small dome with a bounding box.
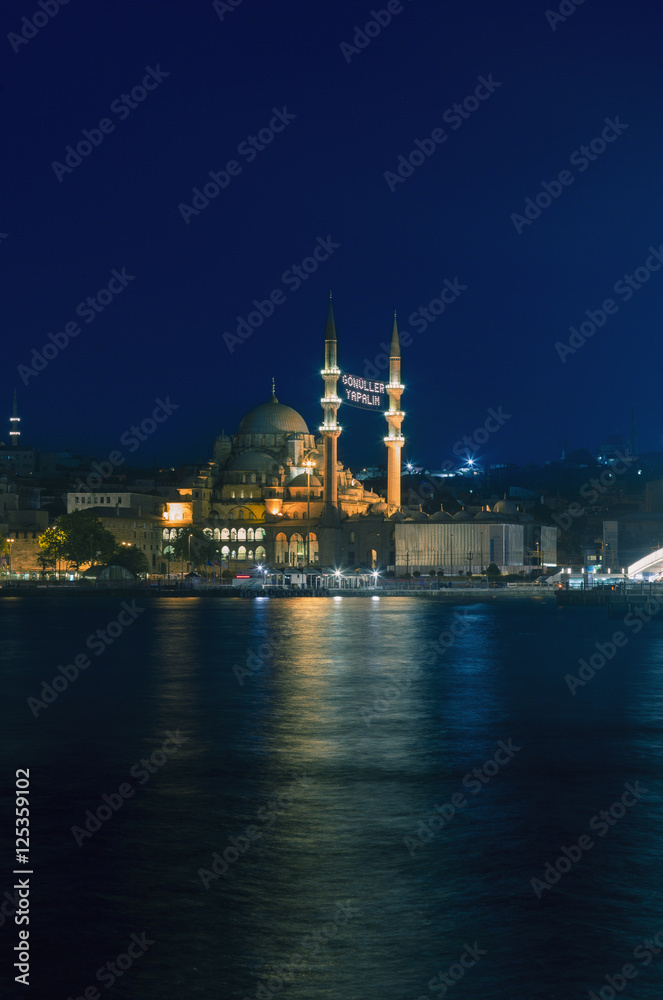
[453,509,474,520]
[238,395,309,435]
[430,510,452,522]
[370,501,388,514]
[492,499,518,517]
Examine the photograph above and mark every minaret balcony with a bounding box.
[320,367,341,376]
[384,435,405,445]
[320,396,342,405]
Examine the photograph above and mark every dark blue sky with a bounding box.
[3,0,662,472]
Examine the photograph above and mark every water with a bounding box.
[2,593,663,999]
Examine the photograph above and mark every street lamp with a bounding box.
[303,459,316,566]
[7,537,14,576]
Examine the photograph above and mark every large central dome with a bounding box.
[238,395,309,436]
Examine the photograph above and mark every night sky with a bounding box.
[3,0,662,472]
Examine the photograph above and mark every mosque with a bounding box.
[200,300,404,572]
[183,300,554,576]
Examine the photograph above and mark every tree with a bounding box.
[171,526,218,571]
[486,563,501,579]
[39,524,68,576]
[110,545,149,576]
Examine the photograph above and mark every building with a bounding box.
[197,301,404,571]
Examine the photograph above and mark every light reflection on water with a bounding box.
[2,595,663,999]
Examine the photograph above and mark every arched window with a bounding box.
[221,528,230,540]
[275,533,287,563]
[221,545,230,557]
[349,531,355,544]
[231,549,237,560]
[238,545,247,560]
[255,527,265,540]
[170,528,177,540]
[162,528,169,540]
[231,528,237,541]
[255,545,266,562]
[251,473,256,483]
[238,528,247,541]
[203,528,212,539]
[213,528,221,540]
[248,549,254,560]
[247,528,254,541]
[238,509,244,519]
[239,490,244,499]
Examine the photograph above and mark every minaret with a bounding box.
[384,315,404,509]
[320,295,341,510]
[9,389,20,447]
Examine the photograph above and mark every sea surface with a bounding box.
[1,593,663,999]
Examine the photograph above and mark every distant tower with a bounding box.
[384,315,404,509]
[9,389,20,447]
[320,296,341,511]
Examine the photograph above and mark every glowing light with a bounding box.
[371,595,380,600]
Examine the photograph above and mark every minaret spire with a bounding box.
[320,298,341,511]
[384,314,404,509]
[9,389,20,448]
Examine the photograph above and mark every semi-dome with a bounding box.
[238,395,309,436]
[226,450,281,472]
[288,473,322,487]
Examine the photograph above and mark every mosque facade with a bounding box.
[198,300,403,572]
